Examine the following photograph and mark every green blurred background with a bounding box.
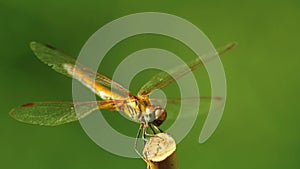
[1,0,299,169]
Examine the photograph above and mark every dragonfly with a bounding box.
[9,41,236,157]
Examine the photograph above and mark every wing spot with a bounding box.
[22,103,35,107]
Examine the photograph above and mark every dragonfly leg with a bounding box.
[142,126,150,142]
[149,125,157,134]
[150,124,164,134]
[134,124,147,162]
[143,125,157,138]
[147,124,165,140]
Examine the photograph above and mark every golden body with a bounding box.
[64,64,167,127]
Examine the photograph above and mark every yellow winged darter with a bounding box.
[9,41,237,157]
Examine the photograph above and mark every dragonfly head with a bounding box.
[144,105,167,127]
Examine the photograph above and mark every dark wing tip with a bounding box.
[30,41,57,51]
[229,41,238,49]
[217,41,238,56]
[223,41,238,51]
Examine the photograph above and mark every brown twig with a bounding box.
[143,133,178,169]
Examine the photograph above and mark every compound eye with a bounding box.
[152,107,167,127]
[154,108,163,117]
[154,108,160,113]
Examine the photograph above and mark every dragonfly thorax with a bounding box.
[120,97,167,126]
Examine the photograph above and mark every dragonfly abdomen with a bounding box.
[63,64,124,100]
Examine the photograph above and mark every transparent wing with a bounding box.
[9,100,117,126]
[138,42,237,96]
[150,96,225,121]
[150,96,223,112]
[30,42,133,97]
